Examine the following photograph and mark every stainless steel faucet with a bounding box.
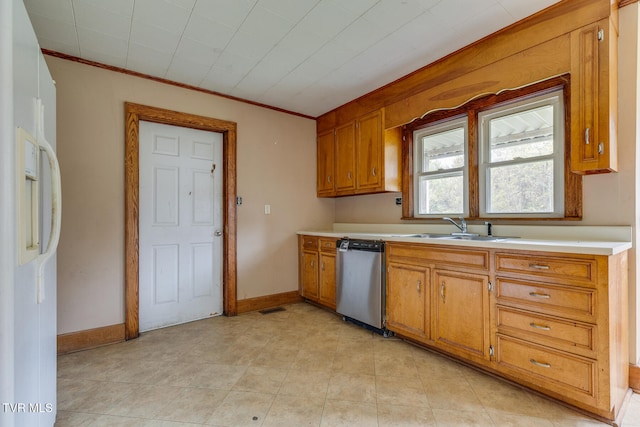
[442,217,467,233]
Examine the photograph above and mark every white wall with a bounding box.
[48,56,335,334]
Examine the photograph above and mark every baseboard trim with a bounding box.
[631,364,640,392]
[57,323,125,355]
[237,291,303,314]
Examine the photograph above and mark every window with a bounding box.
[414,117,468,217]
[478,90,564,217]
[404,76,579,220]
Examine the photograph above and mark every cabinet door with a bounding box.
[301,251,319,300]
[335,122,356,193]
[386,262,429,342]
[433,270,490,360]
[317,130,335,197]
[319,252,336,309]
[356,110,383,191]
[570,19,617,174]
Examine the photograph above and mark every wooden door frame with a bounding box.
[124,102,237,340]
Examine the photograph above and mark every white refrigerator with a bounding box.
[1,0,60,426]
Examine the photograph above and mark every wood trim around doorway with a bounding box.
[124,102,237,340]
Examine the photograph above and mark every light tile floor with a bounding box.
[56,302,640,426]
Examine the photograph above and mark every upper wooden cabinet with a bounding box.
[335,122,356,193]
[316,109,401,197]
[355,110,384,192]
[570,18,618,174]
[316,1,619,180]
[317,130,335,197]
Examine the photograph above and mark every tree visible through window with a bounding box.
[414,118,467,216]
[479,91,564,217]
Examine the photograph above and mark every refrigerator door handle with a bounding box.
[35,133,61,304]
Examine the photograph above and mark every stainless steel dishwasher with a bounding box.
[336,239,390,336]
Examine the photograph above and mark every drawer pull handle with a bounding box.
[529,292,551,299]
[310,260,315,268]
[529,264,550,270]
[417,279,421,293]
[529,322,551,331]
[440,281,446,303]
[530,359,551,368]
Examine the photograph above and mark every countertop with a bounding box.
[297,224,633,256]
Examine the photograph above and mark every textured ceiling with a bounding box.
[24,0,561,117]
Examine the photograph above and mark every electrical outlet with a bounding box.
[395,197,402,206]
[264,204,271,215]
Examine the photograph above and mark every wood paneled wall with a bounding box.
[317,0,614,131]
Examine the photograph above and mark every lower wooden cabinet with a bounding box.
[493,250,629,421]
[318,251,336,310]
[297,237,628,422]
[300,250,319,300]
[298,235,338,310]
[386,262,430,342]
[385,242,629,423]
[495,334,597,402]
[432,269,490,361]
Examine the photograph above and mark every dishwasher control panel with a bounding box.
[337,239,385,252]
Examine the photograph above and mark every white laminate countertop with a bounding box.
[297,224,633,256]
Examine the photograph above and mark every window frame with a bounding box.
[401,75,581,221]
[478,89,565,218]
[413,115,469,218]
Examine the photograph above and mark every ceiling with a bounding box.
[23,0,561,118]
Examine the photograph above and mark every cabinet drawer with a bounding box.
[387,243,489,270]
[496,335,596,401]
[496,278,596,322]
[301,236,318,250]
[319,238,338,253]
[495,253,597,286]
[497,306,595,357]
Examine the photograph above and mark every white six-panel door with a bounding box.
[139,121,223,332]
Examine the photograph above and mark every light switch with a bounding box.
[264,204,271,215]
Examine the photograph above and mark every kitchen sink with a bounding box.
[391,233,511,241]
[391,233,452,238]
[444,235,510,241]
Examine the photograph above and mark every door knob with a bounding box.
[214,230,223,236]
